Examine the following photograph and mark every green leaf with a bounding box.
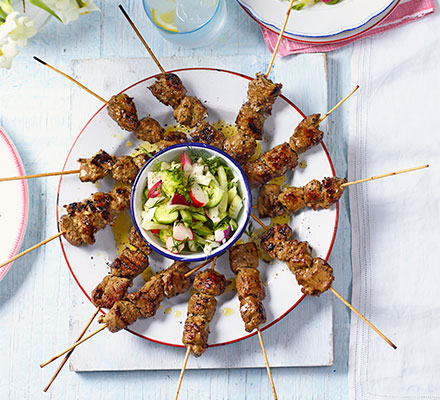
[27,0,63,22]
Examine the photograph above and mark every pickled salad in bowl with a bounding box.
[140,150,243,255]
[282,0,340,10]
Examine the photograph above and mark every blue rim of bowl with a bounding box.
[236,0,397,39]
[130,142,252,263]
[142,0,222,36]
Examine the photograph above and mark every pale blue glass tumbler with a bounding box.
[142,0,227,48]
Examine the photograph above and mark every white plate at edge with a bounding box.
[0,126,28,281]
[57,68,338,348]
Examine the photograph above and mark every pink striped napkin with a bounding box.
[262,0,436,56]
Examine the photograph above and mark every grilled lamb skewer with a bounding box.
[107,93,139,132]
[182,269,229,357]
[257,177,347,218]
[91,226,152,309]
[229,243,266,332]
[260,223,334,296]
[59,187,131,247]
[99,261,192,333]
[242,114,324,189]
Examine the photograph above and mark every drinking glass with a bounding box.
[142,0,227,48]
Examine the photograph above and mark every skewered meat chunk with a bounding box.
[223,133,257,165]
[278,186,306,215]
[111,156,140,184]
[229,243,266,332]
[243,143,298,189]
[155,137,187,152]
[100,300,141,333]
[148,73,187,108]
[131,153,150,170]
[295,258,334,296]
[59,187,131,246]
[257,184,286,218]
[110,247,150,279]
[289,114,324,154]
[235,101,265,140]
[183,270,228,357]
[173,96,208,128]
[128,226,152,256]
[260,224,335,296]
[107,93,139,132]
[247,73,282,115]
[78,150,113,183]
[127,261,191,318]
[134,117,164,142]
[229,242,259,274]
[191,121,226,150]
[91,275,132,309]
[192,270,229,297]
[163,130,188,142]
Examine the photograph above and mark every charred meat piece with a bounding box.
[257,184,285,219]
[223,133,257,165]
[78,150,113,183]
[173,96,207,128]
[191,121,226,150]
[236,267,265,302]
[148,73,187,109]
[260,223,294,259]
[235,101,265,140]
[91,275,132,309]
[163,130,188,142]
[317,177,347,209]
[239,295,266,333]
[59,187,131,246]
[289,114,324,154]
[131,153,150,170]
[155,133,188,153]
[183,269,228,357]
[128,226,152,255]
[99,300,141,333]
[242,160,273,190]
[134,117,164,143]
[278,186,305,215]
[107,93,139,132]
[128,261,191,318]
[229,242,260,274]
[111,156,140,184]
[110,247,150,279]
[247,73,282,115]
[295,258,334,296]
[285,241,314,273]
[303,179,322,206]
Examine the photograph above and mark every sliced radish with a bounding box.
[223,226,231,239]
[173,222,194,241]
[148,180,162,198]
[181,152,193,173]
[214,229,225,242]
[170,193,190,206]
[166,236,185,253]
[151,229,160,234]
[189,183,209,207]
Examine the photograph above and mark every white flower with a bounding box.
[0,37,19,69]
[0,11,37,47]
[44,0,99,24]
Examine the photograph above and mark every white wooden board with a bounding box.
[68,55,334,371]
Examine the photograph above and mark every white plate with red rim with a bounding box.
[57,68,338,348]
[0,126,28,281]
[237,0,400,43]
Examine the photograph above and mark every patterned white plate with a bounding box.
[57,68,338,347]
[0,127,28,281]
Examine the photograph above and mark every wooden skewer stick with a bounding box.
[0,231,65,269]
[257,327,278,400]
[265,0,296,77]
[118,5,166,74]
[250,213,268,230]
[43,306,101,392]
[175,347,191,400]
[342,164,429,188]
[33,56,109,105]
[40,324,108,368]
[0,169,80,182]
[330,287,397,349]
[317,85,359,126]
[184,259,212,277]
[210,256,218,270]
[249,214,397,349]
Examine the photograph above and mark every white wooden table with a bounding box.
[0,1,353,398]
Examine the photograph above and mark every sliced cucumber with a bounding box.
[141,221,170,231]
[192,212,208,222]
[193,225,212,236]
[228,187,237,204]
[154,205,179,224]
[180,209,192,224]
[159,229,172,244]
[230,219,238,231]
[217,166,228,189]
[218,190,228,213]
[228,195,243,220]
[206,185,224,208]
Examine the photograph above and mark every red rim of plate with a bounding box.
[238,0,400,44]
[0,126,29,281]
[56,67,339,348]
